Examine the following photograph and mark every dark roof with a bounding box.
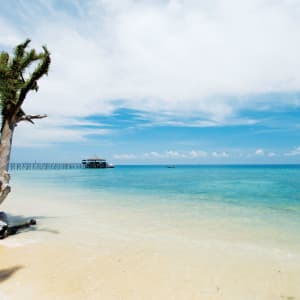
[83,157,106,162]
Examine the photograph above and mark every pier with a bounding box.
[9,162,84,171]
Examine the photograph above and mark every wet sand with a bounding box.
[0,186,299,300]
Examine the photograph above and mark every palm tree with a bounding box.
[0,39,50,205]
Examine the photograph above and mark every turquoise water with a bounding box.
[10,165,300,246]
[12,165,300,206]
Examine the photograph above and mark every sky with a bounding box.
[1,0,300,164]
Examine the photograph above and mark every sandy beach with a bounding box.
[0,180,299,300]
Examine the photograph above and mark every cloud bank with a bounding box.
[1,0,300,146]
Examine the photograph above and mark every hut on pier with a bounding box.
[82,157,114,168]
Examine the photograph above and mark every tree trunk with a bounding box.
[0,118,15,205]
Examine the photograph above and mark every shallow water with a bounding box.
[10,165,300,246]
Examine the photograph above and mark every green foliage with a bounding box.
[0,39,50,117]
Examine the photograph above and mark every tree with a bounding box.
[0,39,50,205]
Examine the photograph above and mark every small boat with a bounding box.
[167,165,176,168]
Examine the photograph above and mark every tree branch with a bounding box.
[15,46,50,119]
[17,114,47,124]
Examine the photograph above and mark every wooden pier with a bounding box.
[9,162,84,171]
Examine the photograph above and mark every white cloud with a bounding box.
[13,117,111,147]
[114,149,211,160]
[0,19,21,47]
[255,148,265,155]
[1,0,300,145]
[212,151,229,158]
[285,146,300,156]
[113,149,289,161]
[189,150,208,158]
[165,150,182,158]
[2,1,300,117]
[150,151,162,157]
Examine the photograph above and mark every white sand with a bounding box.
[0,186,299,299]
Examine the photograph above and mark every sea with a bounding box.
[10,164,300,248]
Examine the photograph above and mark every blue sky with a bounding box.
[1,0,300,164]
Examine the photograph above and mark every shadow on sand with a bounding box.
[0,266,23,283]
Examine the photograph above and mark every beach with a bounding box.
[2,1,300,298]
[0,166,300,299]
